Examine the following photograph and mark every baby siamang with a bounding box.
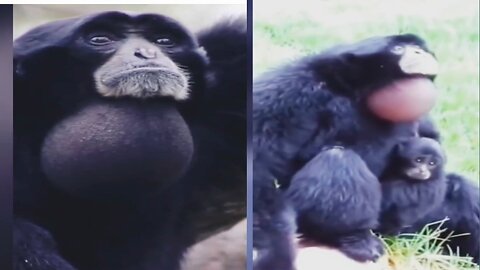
[381,127,479,264]
[14,12,246,270]
[253,33,478,268]
[378,137,447,235]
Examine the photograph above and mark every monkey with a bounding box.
[14,12,246,270]
[252,33,463,268]
[377,137,447,235]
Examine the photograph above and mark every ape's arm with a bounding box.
[286,147,384,262]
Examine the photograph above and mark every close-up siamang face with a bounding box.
[16,12,208,105]
[82,13,198,100]
[14,12,212,200]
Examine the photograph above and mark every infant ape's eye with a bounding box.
[428,161,436,166]
[155,37,175,46]
[415,157,423,163]
[89,36,114,46]
[390,45,405,55]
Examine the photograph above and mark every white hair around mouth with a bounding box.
[94,66,190,100]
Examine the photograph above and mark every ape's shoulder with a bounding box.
[197,16,246,62]
[445,173,479,200]
[195,17,247,116]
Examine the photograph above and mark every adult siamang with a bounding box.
[14,12,246,270]
[253,34,479,269]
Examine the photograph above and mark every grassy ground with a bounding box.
[254,0,479,269]
[381,220,479,270]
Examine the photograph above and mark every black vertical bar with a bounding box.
[0,4,13,270]
[246,0,253,269]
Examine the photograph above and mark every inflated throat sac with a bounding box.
[40,100,194,199]
[367,78,438,122]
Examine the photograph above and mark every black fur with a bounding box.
[14,12,246,270]
[287,147,383,261]
[390,124,479,264]
[403,173,480,263]
[253,179,297,270]
[253,34,434,266]
[378,137,447,235]
[253,33,478,266]
[14,220,76,270]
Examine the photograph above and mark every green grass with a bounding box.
[254,1,479,269]
[254,0,479,181]
[382,220,478,270]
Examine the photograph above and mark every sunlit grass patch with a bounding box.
[381,220,479,270]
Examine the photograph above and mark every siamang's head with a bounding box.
[316,34,437,92]
[312,34,439,122]
[394,137,445,181]
[15,11,208,104]
[14,12,209,201]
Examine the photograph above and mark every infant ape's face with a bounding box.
[404,153,440,180]
[396,137,445,181]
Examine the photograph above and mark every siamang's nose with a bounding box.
[134,48,157,59]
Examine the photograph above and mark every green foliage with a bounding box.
[381,220,478,270]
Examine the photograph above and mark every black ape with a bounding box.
[14,12,246,270]
[378,137,447,235]
[253,33,478,268]
[253,34,438,266]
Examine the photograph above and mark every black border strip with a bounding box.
[0,4,13,270]
[246,0,253,269]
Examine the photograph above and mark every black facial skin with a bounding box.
[14,12,246,270]
[253,33,478,268]
[83,15,194,100]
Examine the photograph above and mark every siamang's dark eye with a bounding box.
[155,37,175,46]
[89,36,114,46]
[428,160,436,166]
[415,157,423,163]
[390,45,405,55]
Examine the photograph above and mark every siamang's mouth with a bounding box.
[107,66,173,78]
[405,168,431,180]
[96,67,190,100]
[399,51,439,77]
